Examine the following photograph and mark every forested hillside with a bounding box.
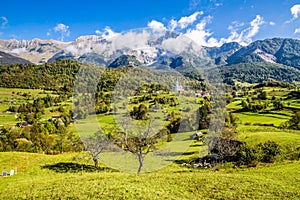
[0,60,80,92]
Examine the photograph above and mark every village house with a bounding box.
[194,91,210,97]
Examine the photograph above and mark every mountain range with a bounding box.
[1,34,300,84]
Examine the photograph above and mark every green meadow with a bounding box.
[0,152,299,199]
[234,112,290,126]
[1,85,300,199]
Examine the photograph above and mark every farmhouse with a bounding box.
[52,116,61,120]
[195,91,210,97]
[16,121,29,128]
[190,132,203,140]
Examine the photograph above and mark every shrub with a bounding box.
[257,140,281,163]
[130,104,148,120]
[210,137,244,162]
[236,141,281,166]
[283,111,300,130]
[236,144,259,167]
[282,143,300,161]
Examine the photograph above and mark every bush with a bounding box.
[257,140,281,163]
[283,111,300,130]
[282,143,300,160]
[236,140,281,167]
[130,104,148,120]
[236,144,259,167]
[210,137,244,162]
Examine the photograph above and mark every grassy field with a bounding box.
[227,99,243,110]
[0,88,71,128]
[1,86,300,199]
[0,152,299,199]
[237,125,300,146]
[233,112,290,126]
[0,113,16,126]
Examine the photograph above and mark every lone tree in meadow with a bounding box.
[113,114,167,174]
[81,131,113,169]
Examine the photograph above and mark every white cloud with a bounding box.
[177,11,203,29]
[161,34,203,54]
[184,16,216,46]
[228,21,245,32]
[294,28,300,34]
[160,11,265,47]
[167,11,204,31]
[247,15,265,38]
[82,11,268,51]
[96,26,119,40]
[109,30,150,50]
[95,30,101,35]
[291,4,300,19]
[221,15,265,46]
[168,19,178,31]
[54,23,70,41]
[269,21,276,26]
[147,20,167,32]
[141,13,265,47]
[1,16,8,29]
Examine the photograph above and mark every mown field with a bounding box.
[0,152,299,199]
[1,121,300,199]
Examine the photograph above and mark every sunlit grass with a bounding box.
[0,113,17,126]
[234,112,290,126]
[0,152,299,199]
[237,125,300,146]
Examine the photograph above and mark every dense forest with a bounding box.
[220,62,300,84]
[0,60,81,92]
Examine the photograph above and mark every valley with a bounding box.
[0,36,300,199]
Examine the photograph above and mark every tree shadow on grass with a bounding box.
[41,162,117,173]
[160,151,198,164]
[190,143,202,147]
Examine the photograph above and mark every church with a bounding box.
[173,78,184,93]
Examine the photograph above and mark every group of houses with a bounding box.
[173,78,210,97]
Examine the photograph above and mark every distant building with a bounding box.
[173,78,184,93]
[195,91,210,97]
[16,122,29,128]
[190,132,204,140]
[52,116,61,120]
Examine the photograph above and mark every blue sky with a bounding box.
[1,0,300,46]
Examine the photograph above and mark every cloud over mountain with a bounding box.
[54,23,70,41]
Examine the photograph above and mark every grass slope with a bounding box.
[0,152,299,199]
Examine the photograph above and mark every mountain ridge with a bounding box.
[225,38,300,69]
[0,51,32,65]
[1,36,300,68]
[1,36,300,85]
